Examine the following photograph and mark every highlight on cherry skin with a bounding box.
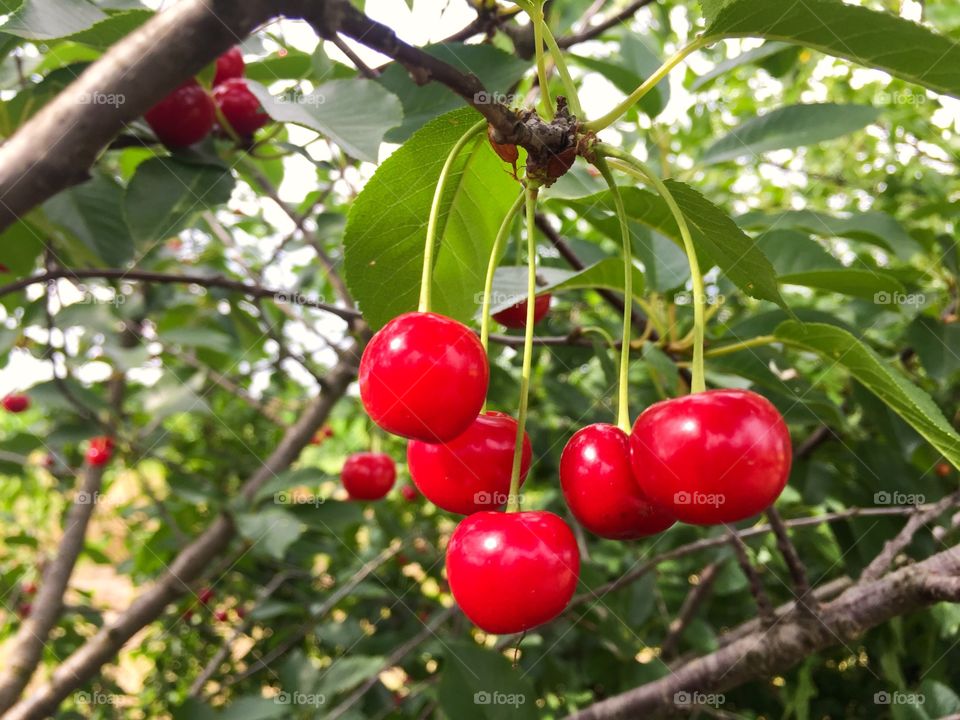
[561,423,675,540]
[493,293,552,329]
[445,510,580,634]
[358,312,489,443]
[630,389,792,525]
[341,451,397,501]
[407,410,532,515]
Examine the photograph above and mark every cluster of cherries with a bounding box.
[349,287,797,635]
[144,47,267,148]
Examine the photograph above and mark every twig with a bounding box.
[727,529,774,624]
[331,34,379,78]
[660,560,722,660]
[557,0,658,48]
[765,507,815,614]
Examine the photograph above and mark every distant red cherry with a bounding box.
[17,603,31,619]
[630,389,792,525]
[400,485,419,502]
[236,606,247,620]
[2,393,30,413]
[0,263,9,273]
[85,436,115,467]
[144,79,216,147]
[446,510,579,634]
[561,424,675,539]
[213,47,245,86]
[198,587,214,605]
[493,294,551,329]
[407,411,532,515]
[213,78,268,137]
[22,581,37,595]
[935,462,953,478]
[342,452,396,500]
[214,609,228,622]
[359,312,489,442]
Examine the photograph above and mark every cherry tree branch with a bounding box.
[0,462,108,713]
[557,0,659,48]
[660,560,722,660]
[3,350,359,720]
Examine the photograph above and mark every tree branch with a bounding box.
[0,462,108,713]
[557,0,659,48]
[3,350,359,720]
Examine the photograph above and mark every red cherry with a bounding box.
[214,609,228,622]
[213,47,245,86]
[85,436,114,467]
[935,462,952,478]
[400,484,419,502]
[359,312,489,442]
[213,78,268,137]
[446,510,579,634]
[236,606,247,620]
[341,452,396,500]
[198,587,214,605]
[144,79,216,147]
[17,603,31,619]
[407,411,532,515]
[560,424,675,539]
[22,581,37,595]
[493,294,551,329]
[2,393,30,413]
[630,389,792,525]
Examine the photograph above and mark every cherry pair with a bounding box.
[561,389,792,533]
[145,47,267,148]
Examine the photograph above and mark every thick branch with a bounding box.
[0,463,107,713]
[566,546,960,720]
[3,351,359,720]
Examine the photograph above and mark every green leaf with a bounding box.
[691,41,792,90]
[551,257,646,298]
[243,51,313,83]
[486,266,575,316]
[737,209,921,262]
[377,43,528,142]
[44,171,134,266]
[778,269,905,300]
[315,656,385,698]
[216,696,287,719]
[343,108,517,329]
[124,157,234,243]
[247,79,402,162]
[0,219,43,275]
[572,34,669,117]
[437,641,538,720]
[568,182,784,306]
[1,0,105,39]
[701,103,879,165]
[68,8,152,48]
[235,509,304,560]
[704,0,960,99]
[775,321,960,468]
[905,316,960,381]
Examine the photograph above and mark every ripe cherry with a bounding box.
[359,312,489,442]
[400,484,419,502]
[935,462,953,478]
[198,587,214,605]
[85,436,115,467]
[341,452,396,500]
[493,294,551,329]
[214,608,229,622]
[22,581,37,595]
[630,389,791,525]
[213,78,268,137]
[213,47,245,86]
[407,411,532,515]
[2,393,30,413]
[144,79,216,148]
[560,424,675,539]
[17,603,31,619]
[446,510,580,634]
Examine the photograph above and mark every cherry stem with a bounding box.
[593,156,633,432]
[600,147,707,393]
[506,184,540,513]
[540,21,583,117]
[418,121,486,313]
[584,36,711,133]
[480,191,527,358]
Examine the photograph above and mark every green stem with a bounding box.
[481,191,527,356]
[517,0,554,119]
[584,36,711,132]
[579,325,618,352]
[540,21,582,117]
[418,121,486,313]
[369,425,383,454]
[705,335,776,358]
[593,156,633,432]
[506,185,540,513]
[600,148,707,393]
